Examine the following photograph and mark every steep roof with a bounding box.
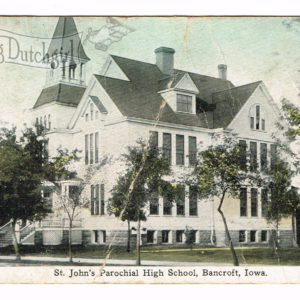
[46,17,90,61]
[212,81,262,128]
[33,83,86,109]
[95,55,253,129]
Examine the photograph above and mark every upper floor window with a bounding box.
[250,105,266,131]
[90,103,94,121]
[176,135,184,165]
[177,94,192,113]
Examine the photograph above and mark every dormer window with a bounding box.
[250,104,266,131]
[177,94,193,113]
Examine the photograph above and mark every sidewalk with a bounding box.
[0,255,231,266]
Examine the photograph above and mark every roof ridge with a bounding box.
[110,54,233,83]
[212,80,262,95]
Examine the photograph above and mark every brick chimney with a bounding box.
[155,47,175,76]
[218,64,227,80]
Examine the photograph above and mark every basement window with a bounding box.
[239,230,246,243]
[261,230,268,242]
[250,230,257,242]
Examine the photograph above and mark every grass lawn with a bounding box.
[1,244,300,265]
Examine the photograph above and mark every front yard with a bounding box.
[1,244,300,265]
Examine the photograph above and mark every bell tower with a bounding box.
[44,17,90,87]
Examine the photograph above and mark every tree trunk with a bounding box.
[127,220,131,253]
[217,193,239,266]
[11,220,21,261]
[69,220,73,263]
[292,213,297,247]
[136,216,141,266]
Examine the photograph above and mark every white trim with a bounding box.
[226,82,261,129]
[174,73,199,94]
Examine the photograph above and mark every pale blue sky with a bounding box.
[0,16,299,126]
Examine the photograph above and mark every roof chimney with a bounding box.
[218,64,227,80]
[155,47,175,76]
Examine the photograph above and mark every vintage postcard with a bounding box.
[0,15,299,284]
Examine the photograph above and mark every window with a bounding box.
[95,132,99,164]
[85,113,88,122]
[48,115,51,129]
[90,103,94,121]
[240,188,247,217]
[162,230,169,243]
[186,230,196,243]
[43,189,53,208]
[40,116,43,125]
[69,185,79,200]
[147,231,154,243]
[260,143,268,171]
[239,230,246,243]
[250,141,257,171]
[176,230,184,243]
[85,134,89,165]
[100,184,105,215]
[177,94,192,113]
[261,189,268,217]
[250,117,254,129]
[256,105,260,130]
[94,230,99,243]
[90,185,99,215]
[94,230,106,244]
[176,135,184,165]
[261,230,268,242]
[95,184,100,215]
[163,133,172,164]
[163,196,172,215]
[238,140,247,171]
[90,185,95,215]
[189,186,198,216]
[149,191,159,215]
[95,111,99,120]
[189,136,197,166]
[270,144,277,170]
[262,119,265,131]
[250,230,257,242]
[90,133,94,164]
[251,188,258,217]
[149,131,158,150]
[44,116,47,128]
[101,230,106,243]
[35,117,39,125]
[176,185,185,216]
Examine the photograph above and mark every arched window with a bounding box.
[249,104,266,131]
[90,103,94,121]
[69,60,77,80]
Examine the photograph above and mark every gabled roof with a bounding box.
[46,17,90,61]
[89,95,108,114]
[212,81,262,128]
[33,83,86,109]
[94,55,239,128]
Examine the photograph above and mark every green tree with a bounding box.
[108,139,178,265]
[0,125,50,260]
[264,158,292,257]
[51,159,108,263]
[193,133,259,266]
[282,101,300,137]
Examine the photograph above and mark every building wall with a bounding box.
[35,77,294,248]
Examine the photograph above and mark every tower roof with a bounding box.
[46,17,90,61]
